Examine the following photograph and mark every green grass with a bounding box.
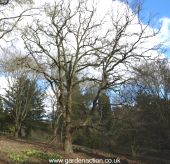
[9,149,61,164]
[9,152,29,164]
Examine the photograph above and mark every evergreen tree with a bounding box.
[4,75,45,137]
[0,97,6,131]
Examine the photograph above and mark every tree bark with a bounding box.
[64,89,73,153]
[14,124,21,138]
[64,120,73,153]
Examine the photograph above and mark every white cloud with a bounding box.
[159,17,170,48]
[0,76,13,96]
[0,0,167,112]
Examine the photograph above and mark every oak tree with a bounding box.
[21,0,161,152]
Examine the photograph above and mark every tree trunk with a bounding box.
[14,126,20,138]
[14,120,22,138]
[64,90,73,153]
[64,121,73,153]
[14,131,19,138]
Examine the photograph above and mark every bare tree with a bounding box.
[0,0,9,5]
[21,0,161,153]
[0,0,33,5]
[0,0,36,58]
[133,59,170,100]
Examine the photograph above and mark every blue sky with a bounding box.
[142,0,170,56]
[143,0,170,18]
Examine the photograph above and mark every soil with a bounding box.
[0,135,137,164]
[0,135,166,164]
